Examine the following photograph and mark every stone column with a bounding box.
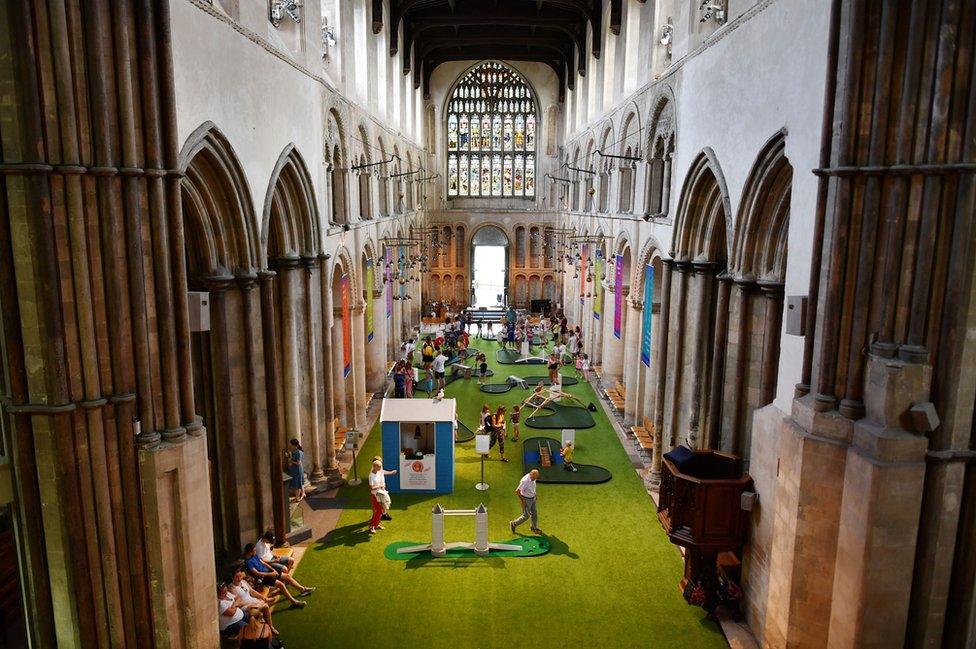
[237,272,269,531]
[664,261,689,450]
[276,255,304,464]
[318,254,339,474]
[650,260,674,484]
[722,279,754,454]
[704,274,732,450]
[258,270,289,542]
[660,155,673,215]
[622,299,642,423]
[301,257,325,483]
[351,304,367,429]
[686,262,717,449]
[331,306,349,425]
[205,275,243,554]
[366,289,388,392]
[765,0,976,645]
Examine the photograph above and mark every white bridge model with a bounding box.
[396,503,522,557]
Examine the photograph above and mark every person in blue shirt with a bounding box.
[243,543,314,608]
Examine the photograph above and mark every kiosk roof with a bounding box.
[380,398,456,423]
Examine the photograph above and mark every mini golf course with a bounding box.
[521,436,612,484]
[273,339,727,649]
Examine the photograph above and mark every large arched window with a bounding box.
[447,61,536,198]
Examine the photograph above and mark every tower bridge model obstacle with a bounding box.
[396,504,522,557]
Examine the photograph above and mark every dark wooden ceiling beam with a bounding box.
[372,0,384,35]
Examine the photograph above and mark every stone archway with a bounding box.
[179,123,264,560]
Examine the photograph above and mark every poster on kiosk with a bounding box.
[379,398,457,493]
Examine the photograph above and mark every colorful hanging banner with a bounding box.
[593,250,603,320]
[398,245,406,299]
[640,265,654,367]
[579,244,588,305]
[614,254,624,339]
[385,247,393,318]
[365,259,374,343]
[341,273,351,377]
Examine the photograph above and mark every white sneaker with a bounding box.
[376,524,385,530]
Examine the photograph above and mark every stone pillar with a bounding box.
[258,270,289,542]
[237,272,270,531]
[366,289,388,392]
[0,2,219,642]
[351,304,367,429]
[301,257,325,483]
[277,255,304,463]
[764,0,976,645]
[649,260,673,484]
[663,261,689,451]
[686,263,716,449]
[827,357,928,648]
[704,274,732,450]
[622,299,642,423]
[722,279,754,454]
[318,255,339,474]
[660,154,672,215]
[331,307,348,426]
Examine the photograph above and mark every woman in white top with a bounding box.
[368,460,397,534]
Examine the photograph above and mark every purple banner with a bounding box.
[613,254,623,339]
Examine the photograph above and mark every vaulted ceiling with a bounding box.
[370,0,625,101]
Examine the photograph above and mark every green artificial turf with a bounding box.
[384,535,550,560]
[273,340,727,649]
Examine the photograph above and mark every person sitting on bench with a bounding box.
[254,530,294,572]
[243,543,313,608]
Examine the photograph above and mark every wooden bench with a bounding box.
[604,380,626,413]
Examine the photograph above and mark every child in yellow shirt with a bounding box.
[561,441,577,472]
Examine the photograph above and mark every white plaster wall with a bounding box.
[171,0,427,257]
[562,0,829,414]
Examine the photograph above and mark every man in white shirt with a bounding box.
[231,567,278,635]
[254,530,294,572]
[368,459,398,534]
[509,469,542,535]
[431,352,449,390]
[217,582,249,636]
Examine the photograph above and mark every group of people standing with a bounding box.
[479,403,522,462]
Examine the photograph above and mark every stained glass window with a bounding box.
[446,61,536,198]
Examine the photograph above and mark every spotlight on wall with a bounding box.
[699,1,726,24]
[270,0,302,27]
[659,23,673,46]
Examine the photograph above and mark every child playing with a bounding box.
[574,353,584,378]
[478,353,489,385]
[581,353,590,381]
[561,440,578,472]
[511,404,521,441]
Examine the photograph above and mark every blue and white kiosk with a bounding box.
[379,398,456,493]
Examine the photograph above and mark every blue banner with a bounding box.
[640,265,654,367]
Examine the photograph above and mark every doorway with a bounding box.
[472,246,506,307]
[470,225,510,307]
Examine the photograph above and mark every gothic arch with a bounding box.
[262,144,320,263]
[179,122,260,276]
[731,131,792,282]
